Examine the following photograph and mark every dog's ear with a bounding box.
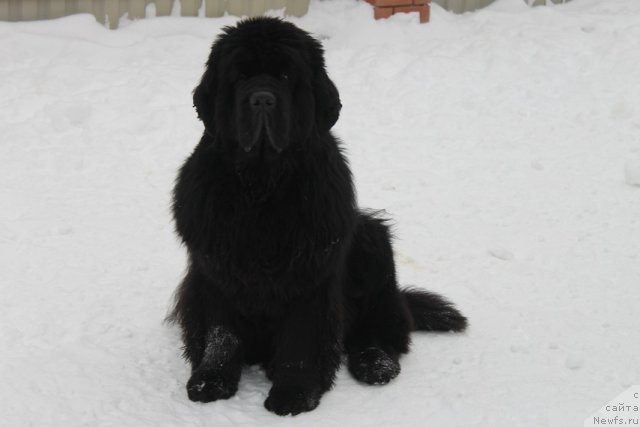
[192,65,218,136]
[193,37,226,137]
[314,69,342,133]
[305,35,341,133]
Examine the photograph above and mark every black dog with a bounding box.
[170,17,467,416]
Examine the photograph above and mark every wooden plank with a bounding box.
[105,0,121,28]
[96,0,108,25]
[181,0,201,16]
[0,0,319,23]
[285,0,308,17]
[36,0,48,19]
[21,0,39,20]
[128,0,147,19]
[155,0,173,16]
[247,0,266,17]
[0,1,9,21]
[205,0,226,17]
[76,0,93,14]
[445,0,463,13]
[64,0,76,15]
[120,0,128,20]
[48,0,66,18]
[463,0,476,12]
[8,0,17,21]
[267,0,287,11]
[226,0,245,17]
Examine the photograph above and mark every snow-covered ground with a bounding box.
[1,0,639,425]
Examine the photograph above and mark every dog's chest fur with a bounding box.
[174,136,356,311]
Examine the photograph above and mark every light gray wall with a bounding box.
[525,0,573,6]
[0,0,576,27]
[0,0,309,29]
[432,0,496,14]
[432,0,573,14]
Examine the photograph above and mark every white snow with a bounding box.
[564,355,585,371]
[1,1,639,426]
[488,247,514,261]
[625,160,640,186]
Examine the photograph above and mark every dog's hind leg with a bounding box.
[344,214,412,385]
[169,264,244,403]
[345,300,409,384]
[345,213,468,385]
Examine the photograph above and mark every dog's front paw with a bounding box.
[186,368,239,403]
[348,347,400,385]
[264,385,322,416]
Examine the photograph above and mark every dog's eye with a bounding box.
[279,73,289,81]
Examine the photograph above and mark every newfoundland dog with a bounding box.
[170,17,467,416]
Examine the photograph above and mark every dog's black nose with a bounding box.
[249,91,276,111]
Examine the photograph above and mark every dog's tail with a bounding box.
[401,287,468,332]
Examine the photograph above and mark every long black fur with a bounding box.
[169,17,467,416]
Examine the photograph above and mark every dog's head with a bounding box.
[192,18,341,161]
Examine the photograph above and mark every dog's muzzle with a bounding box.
[241,89,281,154]
[249,91,276,113]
